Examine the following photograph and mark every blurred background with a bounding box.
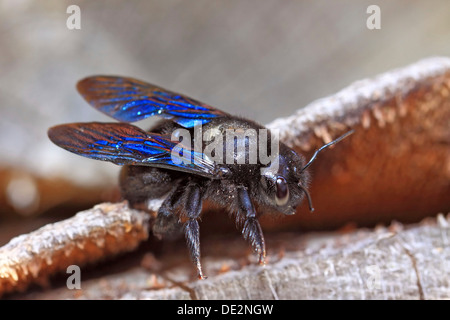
[0,0,449,242]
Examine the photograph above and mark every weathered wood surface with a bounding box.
[0,203,149,296]
[264,56,450,230]
[2,206,448,299]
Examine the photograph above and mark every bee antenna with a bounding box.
[300,130,354,174]
[297,183,314,212]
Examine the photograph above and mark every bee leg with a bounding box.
[181,182,206,279]
[152,183,186,240]
[153,179,206,278]
[236,187,266,265]
[184,219,204,279]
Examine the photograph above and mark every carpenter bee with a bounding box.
[48,76,352,279]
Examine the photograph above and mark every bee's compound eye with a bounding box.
[275,176,289,206]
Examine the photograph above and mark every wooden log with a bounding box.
[3,211,449,299]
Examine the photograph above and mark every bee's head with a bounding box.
[259,143,311,215]
[259,130,353,215]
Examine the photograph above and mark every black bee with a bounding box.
[48,76,352,279]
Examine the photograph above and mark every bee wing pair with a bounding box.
[48,76,229,178]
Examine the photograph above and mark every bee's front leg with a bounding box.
[235,187,266,265]
[180,180,206,279]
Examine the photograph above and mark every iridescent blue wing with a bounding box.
[76,76,228,128]
[47,122,227,178]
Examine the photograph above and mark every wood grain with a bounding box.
[6,212,449,299]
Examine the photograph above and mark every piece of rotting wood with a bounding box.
[4,214,450,299]
[0,57,449,298]
[0,202,149,296]
[264,56,450,230]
